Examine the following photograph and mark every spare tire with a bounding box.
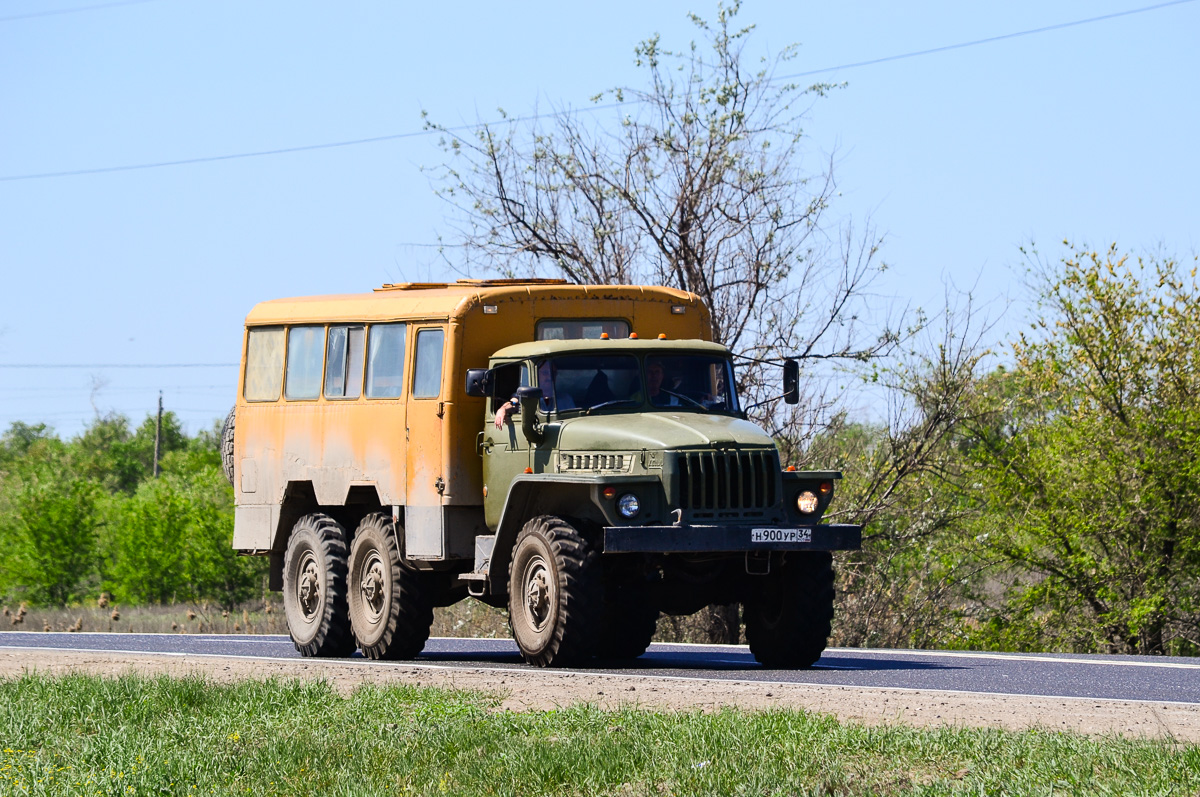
[220,406,236,486]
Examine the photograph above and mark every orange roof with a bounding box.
[243,280,703,326]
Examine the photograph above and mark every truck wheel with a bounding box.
[508,515,600,667]
[599,580,658,660]
[282,513,356,657]
[744,552,835,669]
[348,512,432,660]
[220,407,236,487]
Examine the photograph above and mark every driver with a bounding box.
[494,359,575,428]
[646,359,681,407]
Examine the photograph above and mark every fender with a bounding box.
[486,473,662,593]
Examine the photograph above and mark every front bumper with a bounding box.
[602,523,862,553]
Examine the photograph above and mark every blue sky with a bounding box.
[2,0,1197,436]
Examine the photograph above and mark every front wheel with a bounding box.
[347,513,432,660]
[508,515,601,667]
[282,513,356,657]
[743,552,835,669]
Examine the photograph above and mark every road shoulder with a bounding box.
[3,648,1196,742]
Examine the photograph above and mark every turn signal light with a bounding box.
[819,480,833,494]
[602,486,617,499]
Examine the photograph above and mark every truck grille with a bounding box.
[674,450,779,511]
[559,452,628,472]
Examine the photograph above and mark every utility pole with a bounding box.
[153,391,163,478]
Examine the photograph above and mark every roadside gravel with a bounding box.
[2,648,1197,742]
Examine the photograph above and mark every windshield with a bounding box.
[536,353,738,414]
[644,354,739,413]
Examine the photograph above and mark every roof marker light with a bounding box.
[671,305,686,314]
[658,333,667,340]
[629,332,639,339]
[483,305,498,314]
[600,332,610,339]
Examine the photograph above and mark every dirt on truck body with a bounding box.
[226,279,861,667]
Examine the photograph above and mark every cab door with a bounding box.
[480,361,534,530]
[405,325,447,559]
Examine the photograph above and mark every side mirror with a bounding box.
[465,368,493,398]
[783,359,800,405]
[516,386,545,444]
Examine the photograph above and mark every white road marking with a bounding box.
[5,632,1199,670]
[1,643,1197,709]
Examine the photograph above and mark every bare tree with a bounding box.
[425,3,903,426]
[817,289,1000,648]
[425,2,921,642]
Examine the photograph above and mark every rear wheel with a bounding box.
[743,552,835,669]
[347,513,432,660]
[508,515,600,667]
[220,407,235,486]
[282,513,356,657]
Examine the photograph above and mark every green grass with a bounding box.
[0,674,1196,796]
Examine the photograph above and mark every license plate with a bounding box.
[751,528,812,544]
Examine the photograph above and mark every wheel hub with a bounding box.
[298,555,321,620]
[360,555,386,621]
[524,559,551,631]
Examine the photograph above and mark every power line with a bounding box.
[0,108,622,183]
[778,0,1197,80]
[0,0,1193,183]
[0,0,160,23]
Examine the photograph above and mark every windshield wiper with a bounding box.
[659,390,708,410]
[584,399,640,415]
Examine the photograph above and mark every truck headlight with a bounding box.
[617,493,640,518]
[796,490,819,514]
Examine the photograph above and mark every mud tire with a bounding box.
[743,552,835,669]
[347,512,432,660]
[282,513,356,657]
[220,407,236,487]
[508,515,601,667]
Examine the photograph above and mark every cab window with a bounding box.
[244,327,285,401]
[324,325,365,399]
[488,361,529,413]
[365,324,406,398]
[536,319,629,340]
[412,328,445,399]
[285,326,325,400]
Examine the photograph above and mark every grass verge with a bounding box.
[5,599,724,644]
[0,673,1197,796]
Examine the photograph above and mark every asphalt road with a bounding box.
[1,632,1196,705]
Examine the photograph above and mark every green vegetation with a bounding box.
[424,0,1200,656]
[0,413,264,612]
[1,673,1196,796]
[2,244,1199,659]
[811,245,1200,657]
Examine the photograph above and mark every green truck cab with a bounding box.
[463,337,861,667]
